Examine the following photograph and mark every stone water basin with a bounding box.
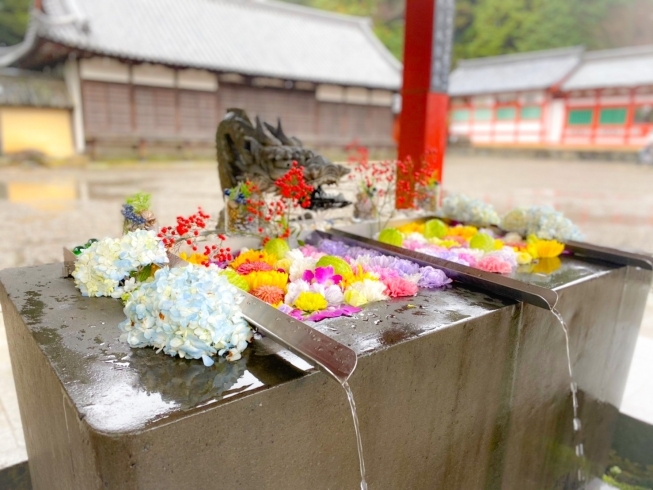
[0,231,649,489]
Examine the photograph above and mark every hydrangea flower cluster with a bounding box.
[501,206,582,241]
[441,193,501,227]
[119,265,253,366]
[72,230,168,298]
[388,220,566,275]
[215,239,451,322]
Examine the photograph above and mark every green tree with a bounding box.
[0,0,30,47]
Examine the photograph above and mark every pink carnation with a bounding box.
[476,255,513,274]
[236,261,274,275]
[383,277,419,298]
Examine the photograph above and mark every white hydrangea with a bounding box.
[118,265,253,366]
[501,206,582,241]
[72,230,168,298]
[441,193,501,226]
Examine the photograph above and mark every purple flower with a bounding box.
[346,247,382,259]
[317,239,350,256]
[393,259,420,276]
[308,305,362,322]
[418,266,452,288]
[278,304,304,320]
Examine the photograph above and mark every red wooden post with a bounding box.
[396,0,456,208]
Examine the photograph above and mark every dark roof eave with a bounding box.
[38,36,400,91]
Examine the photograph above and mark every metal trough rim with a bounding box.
[316,229,559,311]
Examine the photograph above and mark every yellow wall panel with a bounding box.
[1,107,74,158]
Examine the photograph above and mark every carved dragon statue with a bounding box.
[216,108,350,210]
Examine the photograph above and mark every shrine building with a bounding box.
[448,45,653,150]
[0,0,401,158]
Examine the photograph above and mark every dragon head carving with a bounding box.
[216,109,350,209]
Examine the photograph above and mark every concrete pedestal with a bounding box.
[0,258,650,489]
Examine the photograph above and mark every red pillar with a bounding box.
[396,0,455,208]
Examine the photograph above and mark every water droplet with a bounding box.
[570,382,578,394]
[373,320,382,325]
[573,418,582,431]
[575,444,584,457]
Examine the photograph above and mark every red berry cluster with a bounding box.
[158,209,233,267]
[274,161,314,209]
[157,207,210,250]
[199,236,232,266]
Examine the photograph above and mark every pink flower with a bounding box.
[477,255,513,274]
[236,261,274,275]
[383,277,419,298]
[298,244,322,258]
[301,266,343,285]
[308,305,362,322]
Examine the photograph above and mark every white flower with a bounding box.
[72,230,168,298]
[343,279,388,307]
[118,265,253,365]
[286,249,318,281]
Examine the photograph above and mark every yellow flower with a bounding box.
[341,264,377,289]
[230,249,277,269]
[244,270,288,291]
[397,222,425,234]
[294,291,328,312]
[526,236,565,259]
[494,239,504,250]
[179,252,208,265]
[516,251,533,265]
[275,258,291,272]
[532,257,562,274]
[447,225,478,241]
[344,288,366,307]
[428,238,461,248]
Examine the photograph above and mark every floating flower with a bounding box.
[244,270,288,292]
[477,255,513,274]
[229,250,277,270]
[302,266,342,286]
[418,267,452,288]
[308,305,362,322]
[526,236,565,259]
[516,251,533,265]
[383,277,419,298]
[397,222,425,234]
[344,279,388,307]
[294,291,328,312]
[251,285,285,305]
[532,257,562,274]
[446,225,479,240]
[118,265,252,366]
[235,261,274,275]
[286,249,319,281]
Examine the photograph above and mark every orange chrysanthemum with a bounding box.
[251,285,285,305]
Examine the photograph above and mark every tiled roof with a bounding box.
[561,45,653,91]
[449,46,584,96]
[0,68,71,108]
[27,0,401,90]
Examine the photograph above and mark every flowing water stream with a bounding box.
[551,308,585,482]
[342,381,368,490]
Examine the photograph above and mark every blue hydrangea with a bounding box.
[118,265,253,366]
[441,194,501,226]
